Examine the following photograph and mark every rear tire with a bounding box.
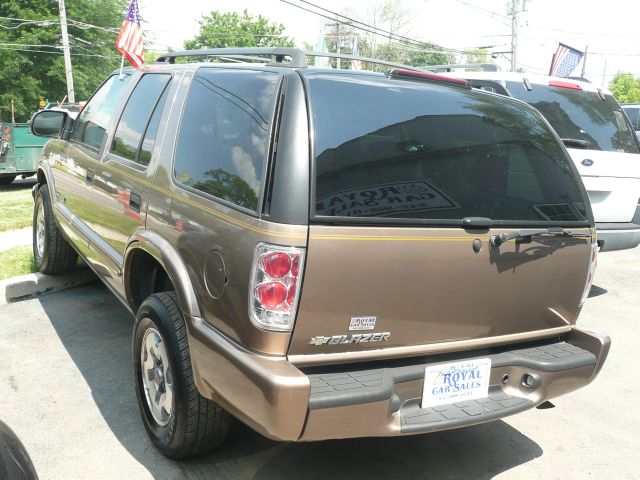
[133,292,230,459]
[0,175,16,185]
[33,184,78,274]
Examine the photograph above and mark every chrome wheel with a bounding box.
[141,326,174,426]
[36,202,45,260]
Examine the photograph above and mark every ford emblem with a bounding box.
[582,159,594,167]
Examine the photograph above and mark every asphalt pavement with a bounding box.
[0,247,638,479]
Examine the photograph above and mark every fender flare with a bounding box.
[124,230,202,318]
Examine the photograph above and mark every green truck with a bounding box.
[0,122,49,185]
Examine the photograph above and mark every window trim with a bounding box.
[107,72,173,170]
[170,66,284,217]
[68,73,133,159]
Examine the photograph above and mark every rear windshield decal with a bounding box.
[315,180,458,218]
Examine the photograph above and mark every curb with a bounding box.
[0,269,97,305]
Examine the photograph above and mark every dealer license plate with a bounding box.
[421,358,492,409]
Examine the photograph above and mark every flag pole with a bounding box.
[581,45,588,77]
[548,53,556,76]
[119,53,125,79]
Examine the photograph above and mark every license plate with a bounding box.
[421,358,492,409]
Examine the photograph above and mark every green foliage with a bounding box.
[0,0,127,122]
[0,184,33,232]
[184,9,295,50]
[0,245,37,280]
[609,73,640,104]
[463,48,489,65]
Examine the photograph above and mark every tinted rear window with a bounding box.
[308,73,589,225]
[623,106,640,130]
[506,81,639,154]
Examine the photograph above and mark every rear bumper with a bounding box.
[186,318,610,442]
[596,222,640,252]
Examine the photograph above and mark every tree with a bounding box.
[462,48,489,65]
[184,10,294,50]
[609,73,640,104]
[0,0,127,122]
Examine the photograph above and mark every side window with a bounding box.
[111,74,171,166]
[174,68,280,212]
[70,74,132,151]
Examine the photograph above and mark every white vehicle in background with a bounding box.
[622,104,640,139]
[434,68,640,252]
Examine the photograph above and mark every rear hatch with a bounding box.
[504,80,640,224]
[289,71,594,358]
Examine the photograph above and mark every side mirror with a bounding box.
[30,110,69,138]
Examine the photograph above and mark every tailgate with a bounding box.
[289,226,591,356]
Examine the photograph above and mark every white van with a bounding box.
[440,71,640,251]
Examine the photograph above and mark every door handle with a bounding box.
[129,192,142,213]
[85,169,94,186]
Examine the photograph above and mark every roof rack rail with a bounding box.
[418,63,501,73]
[155,48,308,67]
[154,47,422,71]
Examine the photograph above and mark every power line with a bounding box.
[280,0,465,55]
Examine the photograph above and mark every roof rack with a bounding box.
[155,48,308,66]
[154,47,422,72]
[418,63,501,73]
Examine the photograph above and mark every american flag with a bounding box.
[116,0,144,68]
[351,38,362,71]
[549,43,583,78]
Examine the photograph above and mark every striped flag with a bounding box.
[549,43,583,78]
[116,0,144,68]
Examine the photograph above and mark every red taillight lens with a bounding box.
[249,244,306,331]
[4,127,9,134]
[260,252,291,278]
[256,282,287,309]
[5,135,10,142]
[287,280,297,306]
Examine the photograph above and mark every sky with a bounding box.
[138,0,640,87]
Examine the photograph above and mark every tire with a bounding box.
[133,292,230,459]
[0,175,16,185]
[33,184,78,274]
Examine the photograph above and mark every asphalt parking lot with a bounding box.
[0,247,638,479]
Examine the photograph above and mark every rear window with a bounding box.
[623,106,640,130]
[506,81,639,154]
[307,72,589,225]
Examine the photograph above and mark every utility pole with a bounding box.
[510,0,518,72]
[509,0,527,72]
[58,0,75,103]
[11,99,15,123]
[581,45,588,77]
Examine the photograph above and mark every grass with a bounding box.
[0,245,37,280]
[0,184,33,232]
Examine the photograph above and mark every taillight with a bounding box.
[249,243,305,331]
[579,242,598,307]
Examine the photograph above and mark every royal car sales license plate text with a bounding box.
[421,358,492,409]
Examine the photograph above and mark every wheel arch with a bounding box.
[124,230,202,318]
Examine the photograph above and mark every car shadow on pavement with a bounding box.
[38,283,543,480]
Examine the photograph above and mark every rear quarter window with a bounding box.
[307,72,589,226]
[173,68,280,212]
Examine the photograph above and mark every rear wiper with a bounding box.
[490,227,591,247]
[561,138,590,149]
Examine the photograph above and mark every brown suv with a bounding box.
[30,48,609,459]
